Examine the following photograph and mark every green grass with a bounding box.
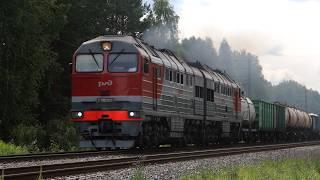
[132,168,145,180]
[0,140,28,156]
[181,157,320,180]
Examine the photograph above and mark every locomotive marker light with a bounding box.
[101,41,112,51]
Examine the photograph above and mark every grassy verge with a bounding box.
[132,169,145,180]
[0,140,28,156]
[181,157,320,180]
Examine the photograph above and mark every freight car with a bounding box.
[70,35,319,149]
[246,100,319,142]
[310,113,320,136]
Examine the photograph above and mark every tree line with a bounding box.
[0,0,319,151]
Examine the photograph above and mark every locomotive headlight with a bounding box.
[77,112,83,117]
[101,41,112,51]
[72,111,83,118]
[128,111,140,118]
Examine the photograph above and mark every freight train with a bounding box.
[71,35,320,149]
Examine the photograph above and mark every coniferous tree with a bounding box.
[143,0,179,50]
[218,39,233,74]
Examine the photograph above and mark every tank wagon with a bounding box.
[71,35,320,149]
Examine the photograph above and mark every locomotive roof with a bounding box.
[80,35,239,88]
[83,35,136,44]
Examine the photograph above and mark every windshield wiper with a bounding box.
[109,48,125,66]
[89,49,100,70]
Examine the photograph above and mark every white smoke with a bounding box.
[142,24,179,50]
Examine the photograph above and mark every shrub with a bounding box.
[12,123,44,152]
[0,140,28,156]
[45,117,78,152]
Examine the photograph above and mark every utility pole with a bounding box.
[305,86,308,112]
[247,58,251,97]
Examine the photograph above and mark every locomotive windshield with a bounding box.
[108,53,137,73]
[75,54,103,72]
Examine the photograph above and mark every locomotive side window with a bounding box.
[157,68,161,78]
[207,89,214,102]
[195,86,204,98]
[199,87,204,98]
[165,68,170,80]
[169,70,173,81]
[186,75,189,85]
[76,54,103,72]
[108,54,137,72]
[207,89,211,101]
[181,74,184,84]
[195,86,199,97]
[214,83,220,93]
[177,72,180,83]
[211,89,214,101]
[143,59,149,73]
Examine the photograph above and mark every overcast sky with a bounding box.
[171,0,320,91]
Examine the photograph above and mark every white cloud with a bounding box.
[176,0,320,91]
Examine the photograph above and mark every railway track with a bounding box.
[0,144,250,163]
[0,150,122,163]
[2,141,320,180]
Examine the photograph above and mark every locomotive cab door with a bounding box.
[152,66,158,110]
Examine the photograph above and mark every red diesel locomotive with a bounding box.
[71,35,242,149]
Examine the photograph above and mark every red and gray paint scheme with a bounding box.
[71,35,244,149]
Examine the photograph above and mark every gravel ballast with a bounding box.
[51,145,320,180]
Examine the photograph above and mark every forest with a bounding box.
[1,0,319,151]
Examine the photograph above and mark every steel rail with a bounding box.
[2,141,320,180]
[0,150,122,163]
[0,143,256,163]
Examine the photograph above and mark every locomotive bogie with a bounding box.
[75,120,141,149]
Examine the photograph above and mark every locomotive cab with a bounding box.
[71,36,144,149]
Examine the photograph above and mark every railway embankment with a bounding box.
[51,143,320,180]
[181,155,320,179]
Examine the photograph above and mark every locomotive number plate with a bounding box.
[97,98,113,103]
